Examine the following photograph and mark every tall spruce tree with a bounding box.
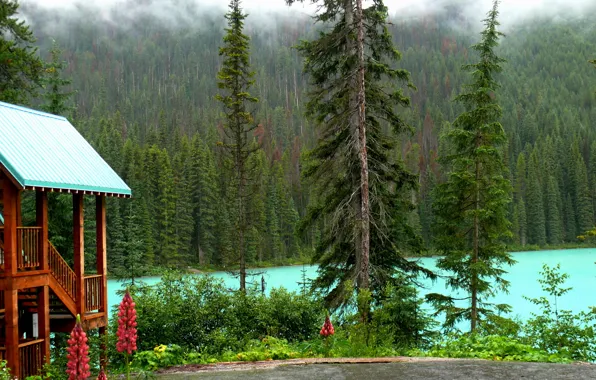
[216,0,259,291]
[289,0,430,313]
[428,1,514,332]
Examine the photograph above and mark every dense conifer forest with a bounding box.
[16,1,596,276]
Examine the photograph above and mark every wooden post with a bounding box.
[36,191,49,270]
[36,191,51,362]
[73,194,85,317]
[3,177,17,275]
[96,195,108,368]
[16,190,21,268]
[5,289,19,378]
[37,286,50,364]
[3,178,19,377]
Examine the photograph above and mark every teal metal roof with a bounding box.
[0,101,131,197]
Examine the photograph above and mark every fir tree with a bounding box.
[216,0,259,291]
[0,0,43,104]
[41,40,75,116]
[574,154,593,235]
[290,0,430,312]
[545,176,562,244]
[526,153,546,245]
[428,1,514,332]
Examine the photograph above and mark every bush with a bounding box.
[522,264,596,361]
[118,272,324,357]
[419,334,570,363]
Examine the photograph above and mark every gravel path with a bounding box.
[156,357,596,379]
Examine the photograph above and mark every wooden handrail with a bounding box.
[48,242,77,300]
[18,339,45,348]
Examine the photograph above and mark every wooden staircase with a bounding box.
[0,230,107,353]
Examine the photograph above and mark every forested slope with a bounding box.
[19,2,596,274]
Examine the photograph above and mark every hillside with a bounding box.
[18,1,596,274]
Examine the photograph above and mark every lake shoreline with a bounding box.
[107,244,596,280]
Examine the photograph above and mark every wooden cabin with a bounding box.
[0,102,131,378]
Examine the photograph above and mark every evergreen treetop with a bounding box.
[428,0,514,332]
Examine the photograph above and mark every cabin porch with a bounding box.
[0,178,110,378]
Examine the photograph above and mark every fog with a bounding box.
[19,0,596,31]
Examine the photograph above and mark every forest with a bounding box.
[12,0,596,277]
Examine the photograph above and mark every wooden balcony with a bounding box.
[0,226,43,272]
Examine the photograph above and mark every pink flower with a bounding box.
[66,315,91,380]
[116,290,138,355]
[97,367,107,380]
[320,315,335,337]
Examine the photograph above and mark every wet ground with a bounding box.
[158,358,596,380]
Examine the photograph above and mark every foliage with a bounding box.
[40,39,75,116]
[0,361,11,380]
[428,0,514,332]
[0,0,44,104]
[122,272,324,355]
[372,281,439,349]
[523,264,596,361]
[134,345,199,371]
[216,0,260,291]
[417,334,570,363]
[294,0,431,313]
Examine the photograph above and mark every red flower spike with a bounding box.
[66,315,91,380]
[116,290,138,355]
[97,367,107,380]
[320,315,335,337]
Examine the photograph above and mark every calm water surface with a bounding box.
[107,248,596,322]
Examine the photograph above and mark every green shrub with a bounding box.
[419,334,570,363]
[522,264,596,361]
[120,272,324,357]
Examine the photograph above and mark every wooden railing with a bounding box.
[19,339,43,378]
[85,274,104,312]
[49,243,77,300]
[17,227,41,270]
[0,227,42,271]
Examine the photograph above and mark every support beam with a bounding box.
[38,286,50,364]
[96,196,108,368]
[3,173,20,377]
[36,192,49,271]
[3,177,18,275]
[73,194,85,317]
[5,289,19,378]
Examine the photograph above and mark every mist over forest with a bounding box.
[12,0,596,274]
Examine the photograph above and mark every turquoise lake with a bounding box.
[106,248,596,322]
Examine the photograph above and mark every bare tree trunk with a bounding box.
[471,152,480,332]
[238,129,247,292]
[355,0,369,295]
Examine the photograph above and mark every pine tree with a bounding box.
[41,40,75,116]
[428,1,514,332]
[575,154,593,235]
[545,176,562,244]
[291,0,429,312]
[216,0,259,291]
[564,193,577,241]
[526,152,546,245]
[0,0,44,104]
